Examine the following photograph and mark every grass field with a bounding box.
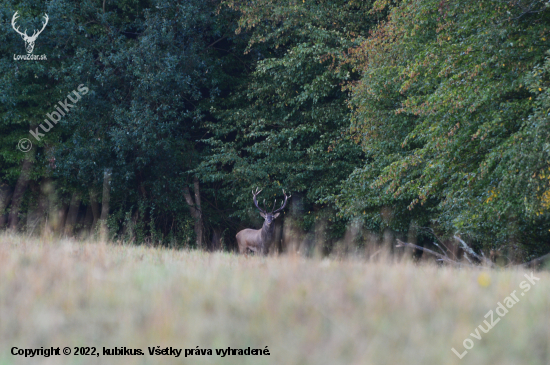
[0,233,549,365]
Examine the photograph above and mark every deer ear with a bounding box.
[260,212,266,218]
[273,213,280,219]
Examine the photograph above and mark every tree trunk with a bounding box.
[35,187,48,235]
[89,189,100,230]
[100,169,112,241]
[83,205,94,233]
[8,151,35,230]
[64,192,81,236]
[211,227,223,251]
[0,182,13,228]
[26,182,44,235]
[55,201,69,235]
[182,177,204,249]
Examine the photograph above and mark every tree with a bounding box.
[199,0,381,247]
[336,0,550,255]
[1,0,248,246]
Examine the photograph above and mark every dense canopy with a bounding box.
[1,0,549,260]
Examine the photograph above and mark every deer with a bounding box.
[236,188,290,255]
[12,12,49,54]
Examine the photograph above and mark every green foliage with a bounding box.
[335,0,550,251]
[199,0,380,241]
[0,0,246,244]
[2,0,550,258]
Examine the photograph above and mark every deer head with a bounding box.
[253,188,290,228]
[12,12,49,54]
[236,188,291,255]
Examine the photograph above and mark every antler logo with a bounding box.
[11,11,49,54]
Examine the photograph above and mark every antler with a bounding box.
[11,12,48,41]
[252,188,266,214]
[273,189,291,213]
[28,14,48,40]
[11,12,28,38]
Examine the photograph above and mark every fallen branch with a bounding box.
[399,238,550,269]
[453,235,494,267]
[396,239,475,267]
[417,226,457,260]
[432,242,450,258]
[521,252,550,268]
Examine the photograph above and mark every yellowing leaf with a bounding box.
[477,272,491,287]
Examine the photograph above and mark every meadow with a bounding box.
[0,233,549,365]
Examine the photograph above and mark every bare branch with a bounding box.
[396,239,475,268]
[453,235,494,267]
[432,242,449,258]
[521,252,550,268]
[417,226,457,259]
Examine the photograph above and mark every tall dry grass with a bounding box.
[0,233,549,365]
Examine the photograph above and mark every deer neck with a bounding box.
[261,221,274,242]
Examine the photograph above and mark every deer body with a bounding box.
[237,220,276,254]
[236,189,289,255]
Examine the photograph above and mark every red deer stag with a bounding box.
[236,188,290,255]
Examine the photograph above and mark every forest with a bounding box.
[1,0,549,262]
